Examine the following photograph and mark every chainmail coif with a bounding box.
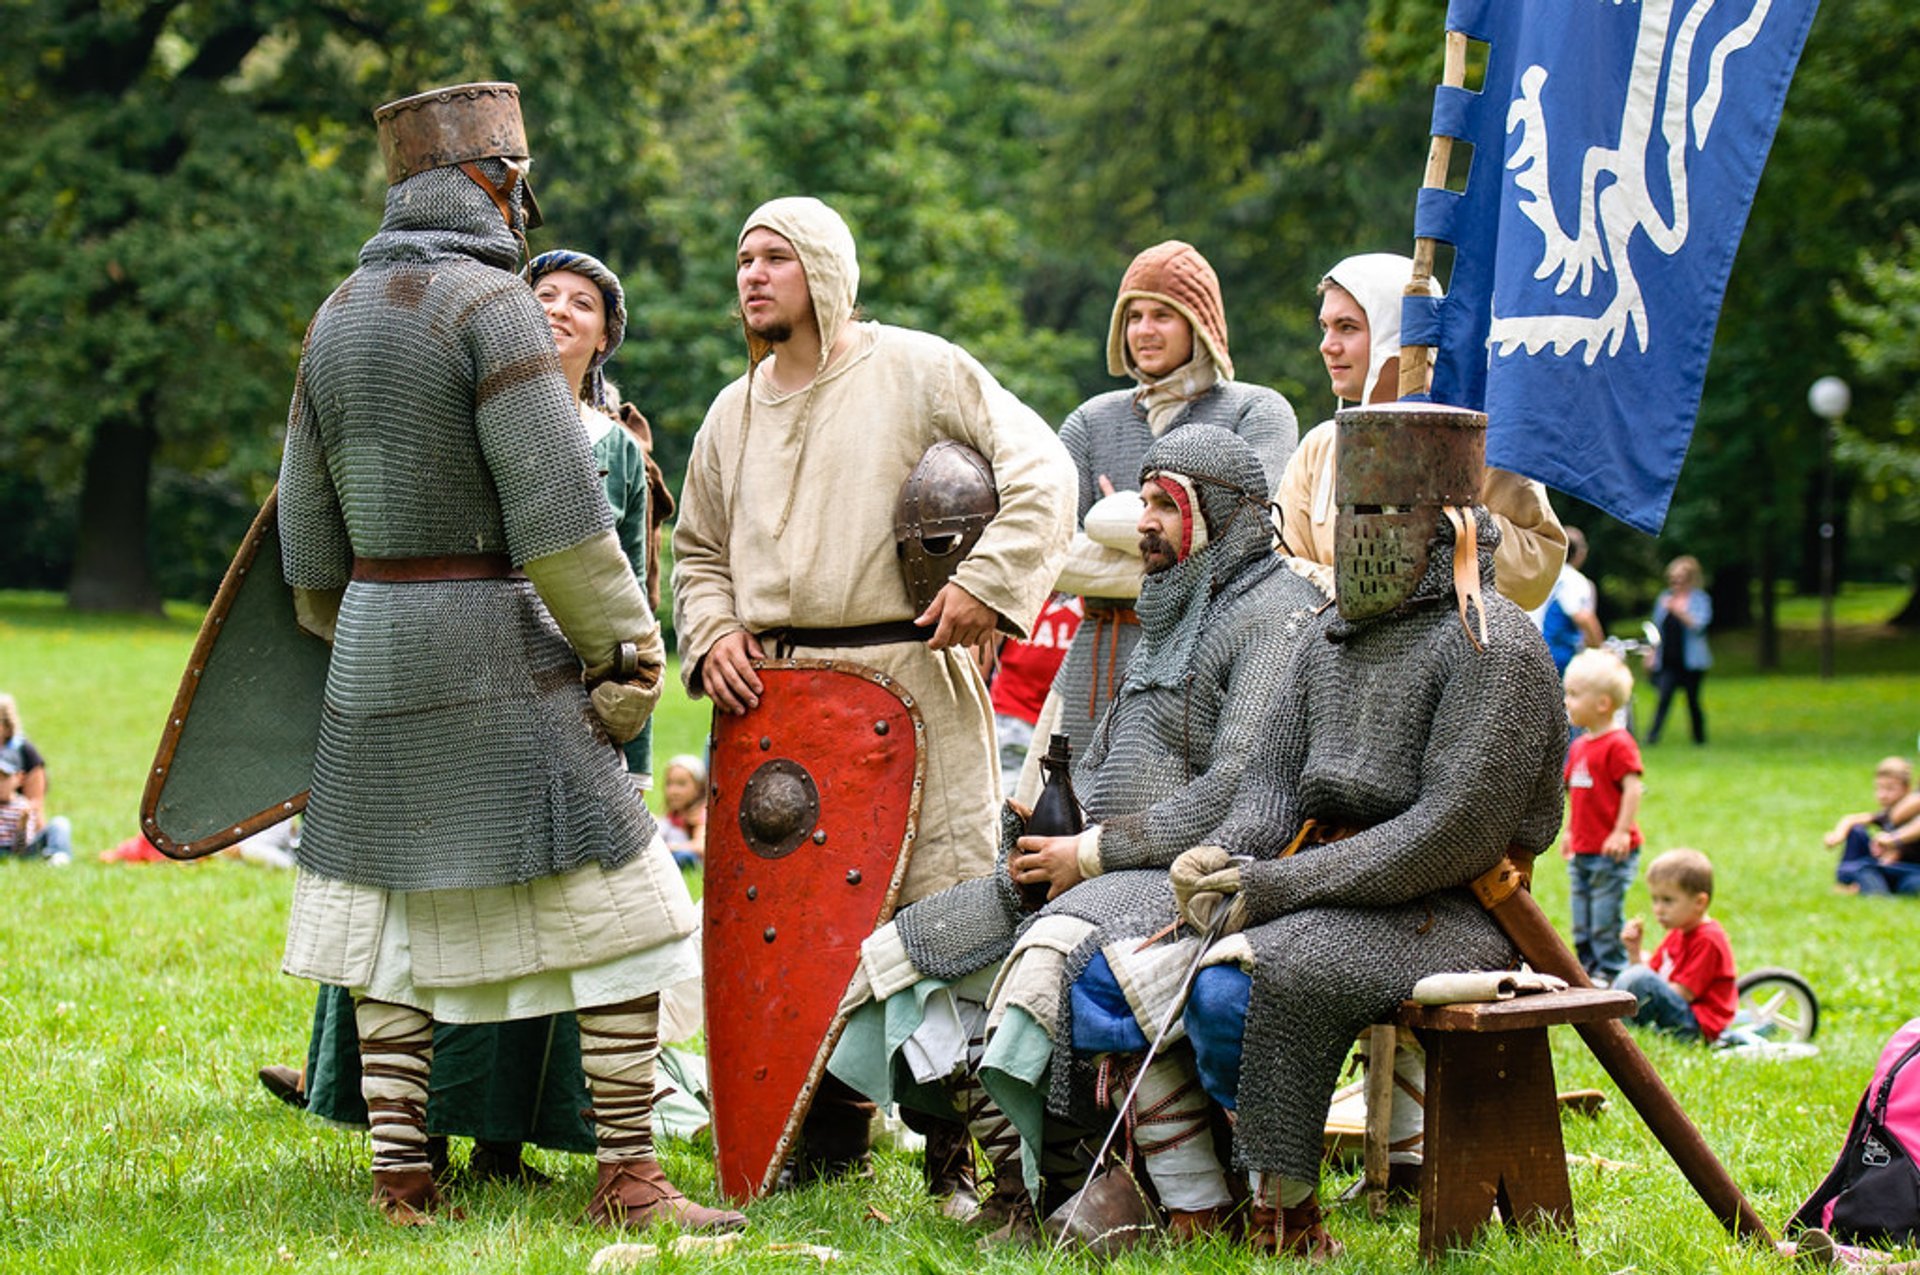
[280,163,654,892]
[1049,382,1296,759]
[1207,507,1566,1178]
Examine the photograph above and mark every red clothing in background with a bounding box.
[991,594,1083,723]
[1652,918,1738,1041]
[1564,727,1644,856]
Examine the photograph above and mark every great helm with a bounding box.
[1333,400,1486,622]
[894,441,998,615]
[372,81,543,228]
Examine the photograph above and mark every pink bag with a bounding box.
[1792,1018,1920,1246]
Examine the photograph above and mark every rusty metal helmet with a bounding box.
[894,440,998,613]
[1333,401,1485,621]
[373,82,543,228]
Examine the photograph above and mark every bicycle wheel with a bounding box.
[1733,967,1819,1044]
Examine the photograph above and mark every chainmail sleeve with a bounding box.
[1238,602,1566,923]
[468,281,615,564]
[278,334,351,590]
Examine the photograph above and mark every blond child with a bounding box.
[660,754,707,869]
[1617,848,1738,1042]
[1825,756,1920,894]
[1561,649,1645,983]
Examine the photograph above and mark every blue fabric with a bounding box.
[1542,599,1583,674]
[1183,965,1252,1111]
[1614,962,1703,1042]
[1415,1,1818,534]
[1069,953,1150,1053]
[1836,824,1879,887]
[1652,590,1714,670]
[1569,850,1639,980]
[1854,859,1920,897]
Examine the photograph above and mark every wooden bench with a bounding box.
[1362,987,1637,1261]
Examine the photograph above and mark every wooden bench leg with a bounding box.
[1362,1024,1397,1218]
[1417,1026,1573,1261]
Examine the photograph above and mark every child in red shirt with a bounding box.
[1617,848,1738,1043]
[1561,649,1644,984]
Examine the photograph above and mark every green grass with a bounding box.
[2,588,1917,1272]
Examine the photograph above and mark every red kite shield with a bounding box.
[704,659,925,1202]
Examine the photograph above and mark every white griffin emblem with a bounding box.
[1487,0,1774,364]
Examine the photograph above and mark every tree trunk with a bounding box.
[67,410,162,614]
[1892,576,1920,629]
[1756,544,1779,671]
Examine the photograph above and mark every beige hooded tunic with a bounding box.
[673,198,1075,903]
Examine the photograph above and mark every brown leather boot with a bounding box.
[1165,1204,1238,1242]
[1249,1195,1342,1262]
[370,1167,462,1225]
[586,1158,747,1232]
[1044,1163,1159,1256]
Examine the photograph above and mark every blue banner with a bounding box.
[1406,0,1818,533]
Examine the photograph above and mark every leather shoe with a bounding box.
[1044,1163,1158,1256]
[1249,1195,1342,1263]
[586,1158,746,1232]
[257,1065,305,1110]
[370,1167,462,1225]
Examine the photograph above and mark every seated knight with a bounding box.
[1175,404,1567,1260]
[829,425,1328,1237]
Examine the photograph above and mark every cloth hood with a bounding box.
[1322,252,1441,404]
[737,196,859,375]
[1107,240,1234,381]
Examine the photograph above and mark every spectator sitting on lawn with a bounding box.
[0,753,42,859]
[1825,755,1920,895]
[0,692,72,866]
[1617,848,1738,1044]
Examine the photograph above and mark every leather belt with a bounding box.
[351,553,523,583]
[758,621,932,654]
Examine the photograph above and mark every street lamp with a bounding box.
[1808,376,1850,680]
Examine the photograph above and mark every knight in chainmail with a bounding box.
[1175,412,1566,1258]
[274,83,741,1232]
[829,426,1327,1241]
[1019,242,1297,799]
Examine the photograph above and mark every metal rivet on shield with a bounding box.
[874,720,889,736]
[812,829,827,845]
[763,926,777,943]
[746,886,757,901]
[846,869,862,886]
[760,736,771,751]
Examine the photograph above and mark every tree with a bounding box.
[0,0,726,611]
[1837,231,1920,626]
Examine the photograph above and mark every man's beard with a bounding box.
[748,315,794,345]
[1139,532,1180,574]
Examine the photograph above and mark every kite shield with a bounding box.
[140,489,331,859]
[704,659,926,1202]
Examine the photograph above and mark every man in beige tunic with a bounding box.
[673,196,1075,1186]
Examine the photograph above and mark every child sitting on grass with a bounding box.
[0,754,40,858]
[1617,848,1738,1044]
[1561,649,1645,985]
[1824,755,1920,895]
